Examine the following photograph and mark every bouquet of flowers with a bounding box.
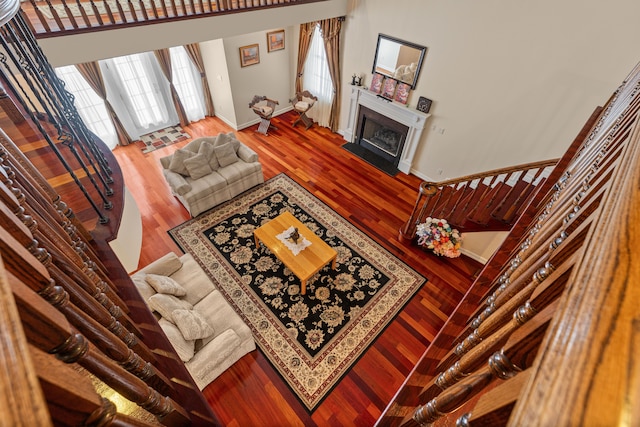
[415,217,462,258]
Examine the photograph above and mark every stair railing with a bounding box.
[399,159,559,241]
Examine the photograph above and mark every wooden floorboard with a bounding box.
[5,110,483,426]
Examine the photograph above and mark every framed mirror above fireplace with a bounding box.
[372,34,427,89]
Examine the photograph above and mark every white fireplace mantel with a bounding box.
[343,86,430,174]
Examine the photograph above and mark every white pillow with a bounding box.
[172,309,215,340]
[145,274,187,296]
[158,318,195,362]
[148,294,193,321]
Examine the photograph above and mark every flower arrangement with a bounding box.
[415,217,462,258]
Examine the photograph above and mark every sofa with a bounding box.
[131,252,256,390]
[160,132,264,217]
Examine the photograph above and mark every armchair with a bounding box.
[289,90,318,130]
[249,95,279,135]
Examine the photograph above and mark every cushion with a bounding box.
[158,318,195,362]
[295,101,309,111]
[302,96,315,105]
[145,274,187,296]
[183,153,213,180]
[172,309,215,340]
[198,140,220,171]
[168,149,196,176]
[214,142,240,168]
[148,293,193,321]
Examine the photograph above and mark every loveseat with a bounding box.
[160,132,264,217]
[131,252,256,389]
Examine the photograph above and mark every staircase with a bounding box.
[399,160,558,240]
[399,105,603,242]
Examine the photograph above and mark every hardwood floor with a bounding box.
[109,112,481,426]
[5,109,482,426]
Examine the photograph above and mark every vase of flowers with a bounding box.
[415,217,462,258]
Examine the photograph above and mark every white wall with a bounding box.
[340,0,640,181]
[201,39,236,127]
[223,28,295,129]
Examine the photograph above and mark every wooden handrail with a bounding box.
[399,158,559,240]
[420,158,559,190]
[22,0,328,37]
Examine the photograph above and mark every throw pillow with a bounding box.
[168,148,196,177]
[214,142,239,168]
[158,318,195,362]
[148,293,193,321]
[198,140,220,171]
[145,274,187,296]
[183,153,213,180]
[172,309,215,340]
[214,132,240,152]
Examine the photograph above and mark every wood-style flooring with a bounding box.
[7,110,482,426]
[112,112,481,426]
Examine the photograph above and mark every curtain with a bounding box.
[169,46,206,123]
[154,48,189,127]
[184,43,215,116]
[102,52,177,140]
[319,17,343,132]
[302,24,333,128]
[295,22,316,94]
[75,61,132,146]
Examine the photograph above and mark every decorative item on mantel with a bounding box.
[351,73,363,86]
[415,217,462,258]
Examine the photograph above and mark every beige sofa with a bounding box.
[131,252,256,390]
[160,132,264,217]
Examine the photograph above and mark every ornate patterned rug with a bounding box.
[136,126,190,153]
[168,173,426,410]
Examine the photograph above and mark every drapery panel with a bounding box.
[75,61,132,147]
[295,22,316,94]
[319,17,344,132]
[154,48,189,127]
[184,43,215,117]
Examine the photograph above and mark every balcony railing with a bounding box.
[20,0,324,36]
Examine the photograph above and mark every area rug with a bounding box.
[168,173,426,410]
[136,125,190,153]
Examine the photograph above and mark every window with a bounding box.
[302,24,333,128]
[109,53,170,129]
[170,46,206,123]
[55,65,118,149]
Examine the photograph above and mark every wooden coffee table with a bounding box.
[253,211,337,295]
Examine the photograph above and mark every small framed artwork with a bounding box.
[239,44,260,67]
[369,73,384,94]
[381,77,397,99]
[416,96,432,113]
[267,29,285,52]
[394,82,410,104]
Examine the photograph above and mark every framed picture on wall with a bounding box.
[267,29,285,52]
[239,44,260,67]
[381,77,397,99]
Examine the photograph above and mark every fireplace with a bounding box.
[355,105,409,165]
[343,87,431,175]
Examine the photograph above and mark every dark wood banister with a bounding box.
[22,0,329,37]
[399,158,560,241]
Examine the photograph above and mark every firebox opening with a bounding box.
[343,105,410,176]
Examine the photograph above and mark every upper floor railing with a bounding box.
[20,0,325,37]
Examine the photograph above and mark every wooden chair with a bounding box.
[249,95,279,135]
[289,90,318,130]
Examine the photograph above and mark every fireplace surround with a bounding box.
[343,87,430,175]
